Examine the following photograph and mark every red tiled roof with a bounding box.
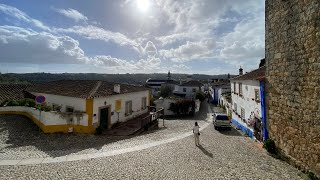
[0,84,29,103]
[230,66,265,81]
[26,80,149,99]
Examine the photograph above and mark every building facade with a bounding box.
[230,67,267,141]
[173,80,203,99]
[1,80,150,134]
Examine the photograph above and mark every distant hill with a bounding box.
[0,73,29,84]
[1,73,236,85]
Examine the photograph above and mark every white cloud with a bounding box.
[55,25,143,54]
[0,26,163,73]
[0,26,85,64]
[159,39,215,62]
[54,8,88,22]
[219,15,265,67]
[0,4,50,31]
[143,41,157,57]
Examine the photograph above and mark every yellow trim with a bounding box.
[85,98,95,133]
[0,111,94,134]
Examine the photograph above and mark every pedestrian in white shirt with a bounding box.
[193,122,200,146]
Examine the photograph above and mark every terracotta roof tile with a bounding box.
[0,84,29,103]
[27,80,149,99]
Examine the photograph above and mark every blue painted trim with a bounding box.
[260,81,268,141]
[232,119,254,138]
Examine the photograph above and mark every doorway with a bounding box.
[99,107,110,129]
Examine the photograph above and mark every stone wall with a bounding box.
[265,0,320,176]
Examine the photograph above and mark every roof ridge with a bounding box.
[88,81,102,98]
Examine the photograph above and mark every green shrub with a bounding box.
[307,171,319,180]
[25,98,36,107]
[40,103,52,112]
[0,100,9,107]
[263,139,277,154]
[169,100,195,116]
[7,100,20,106]
[195,91,206,101]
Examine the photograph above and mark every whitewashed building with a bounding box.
[6,80,151,134]
[173,80,203,99]
[230,66,266,141]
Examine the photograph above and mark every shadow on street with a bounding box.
[197,144,213,158]
[215,126,243,137]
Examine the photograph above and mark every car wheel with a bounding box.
[214,126,217,130]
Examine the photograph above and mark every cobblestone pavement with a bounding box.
[0,102,304,179]
[0,122,303,179]
[0,102,211,160]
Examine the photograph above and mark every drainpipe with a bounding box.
[260,81,268,141]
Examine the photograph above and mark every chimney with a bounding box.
[239,67,243,75]
[114,84,120,93]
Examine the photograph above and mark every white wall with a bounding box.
[154,98,176,116]
[173,85,199,98]
[230,80,262,129]
[92,90,150,126]
[0,106,88,126]
[31,93,86,113]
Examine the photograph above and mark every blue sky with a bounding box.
[0,0,265,75]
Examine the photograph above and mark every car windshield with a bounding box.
[216,115,229,120]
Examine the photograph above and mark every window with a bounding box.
[183,88,186,92]
[66,106,74,113]
[234,103,237,112]
[192,88,196,92]
[239,83,242,96]
[241,108,245,120]
[141,97,147,110]
[125,101,132,116]
[255,89,260,102]
[233,82,236,93]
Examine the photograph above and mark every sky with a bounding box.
[0,0,265,75]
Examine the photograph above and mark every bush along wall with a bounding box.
[169,99,195,116]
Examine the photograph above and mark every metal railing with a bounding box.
[140,108,164,129]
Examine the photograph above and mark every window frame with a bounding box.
[239,83,243,96]
[141,97,147,110]
[255,89,260,102]
[125,100,133,116]
[183,88,187,92]
[241,107,245,120]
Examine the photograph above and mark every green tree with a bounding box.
[195,91,206,101]
[159,85,173,98]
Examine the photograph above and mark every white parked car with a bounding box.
[212,113,231,130]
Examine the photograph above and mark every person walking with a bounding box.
[193,122,200,146]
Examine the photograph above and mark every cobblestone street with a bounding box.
[0,102,304,179]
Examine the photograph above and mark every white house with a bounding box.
[146,71,175,96]
[230,66,266,141]
[3,80,151,134]
[173,80,203,99]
